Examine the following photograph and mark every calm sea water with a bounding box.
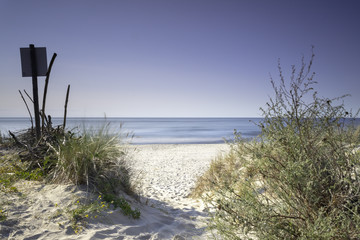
[2,117,359,144]
[0,118,262,144]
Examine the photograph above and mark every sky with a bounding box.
[0,0,360,118]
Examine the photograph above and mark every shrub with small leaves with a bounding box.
[195,49,360,239]
[67,195,109,234]
[103,193,140,219]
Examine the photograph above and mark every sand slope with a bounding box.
[0,144,229,239]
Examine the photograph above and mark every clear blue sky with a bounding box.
[1,0,359,117]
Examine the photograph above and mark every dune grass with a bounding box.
[0,122,140,231]
[47,124,133,194]
[194,51,360,239]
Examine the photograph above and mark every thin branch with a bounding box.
[19,90,34,129]
[24,89,34,103]
[270,213,305,222]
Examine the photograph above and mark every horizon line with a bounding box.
[0,116,263,119]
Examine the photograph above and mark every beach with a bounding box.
[0,143,229,239]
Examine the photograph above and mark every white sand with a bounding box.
[0,144,229,239]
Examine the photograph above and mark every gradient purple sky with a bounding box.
[1,0,359,117]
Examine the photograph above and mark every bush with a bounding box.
[194,50,360,239]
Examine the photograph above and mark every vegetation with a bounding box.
[52,193,140,234]
[0,122,140,231]
[47,124,134,194]
[66,195,110,234]
[102,193,140,219]
[193,51,360,239]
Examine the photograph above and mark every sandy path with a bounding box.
[130,144,229,207]
[127,144,229,239]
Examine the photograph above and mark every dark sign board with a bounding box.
[20,47,48,77]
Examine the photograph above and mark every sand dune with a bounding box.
[0,144,229,239]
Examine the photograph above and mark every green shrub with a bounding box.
[0,153,27,191]
[102,193,140,219]
[64,193,139,234]
[195,50,360,239]
[66,195,109,234]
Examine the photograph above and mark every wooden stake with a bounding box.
[42,53,57,131]
[63,84,70,130]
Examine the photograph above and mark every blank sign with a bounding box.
[20,47,48,77]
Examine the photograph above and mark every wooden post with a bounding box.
[29,44,41,140]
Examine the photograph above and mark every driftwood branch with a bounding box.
[9,130,27,148]
[63,84,70,130]
[42,53,57,131]
[19,90,34,129]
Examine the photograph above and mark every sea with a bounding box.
[0,117,262,144]
[2,117,359,145]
